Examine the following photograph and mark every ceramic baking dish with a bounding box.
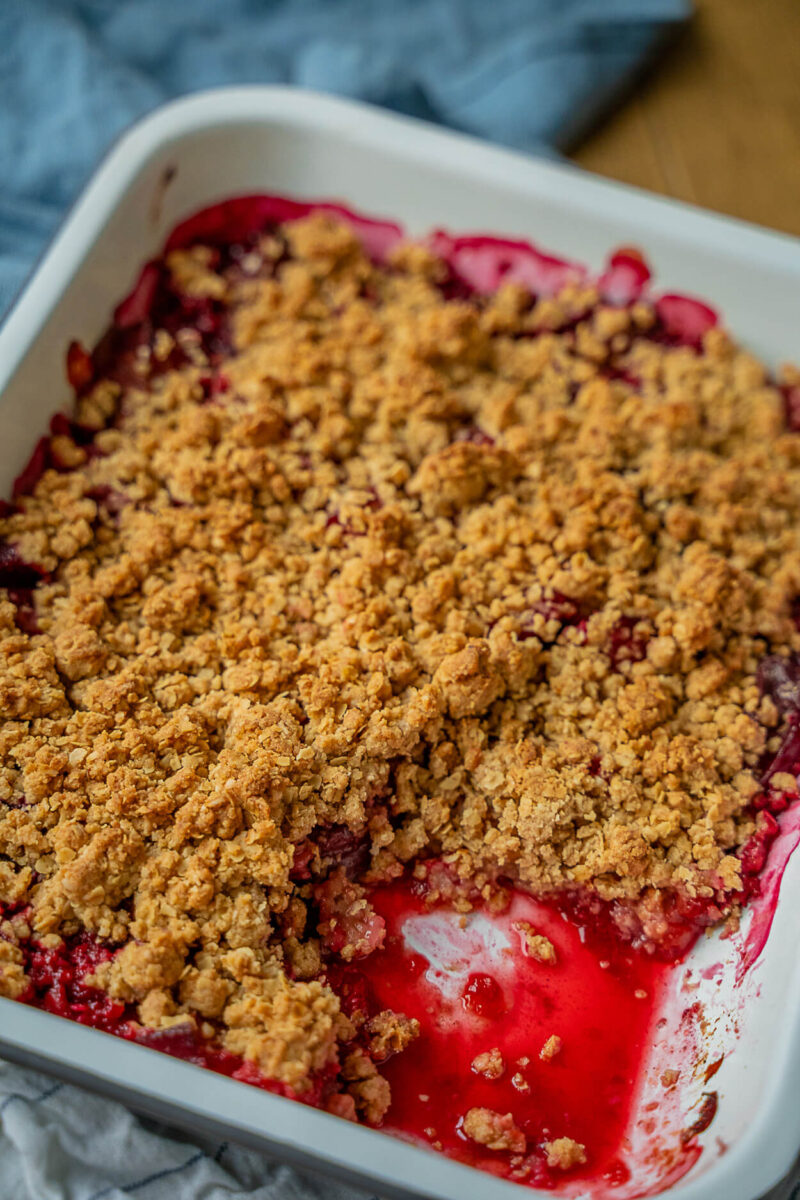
[1,86,800,1200]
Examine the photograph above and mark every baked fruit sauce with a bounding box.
[1,193,799,1194]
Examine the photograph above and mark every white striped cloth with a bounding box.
[0,1058,372,1200]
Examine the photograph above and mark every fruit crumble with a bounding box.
[1,193,800,1190]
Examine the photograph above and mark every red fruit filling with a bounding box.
[165,194,403,263]
[654,293,718,348]
[608,616,650,669]
[427,230,585,298]
[782,382,800,431]
[598,248,652,306]
[325,873,692,1190]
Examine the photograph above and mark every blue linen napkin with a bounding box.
[0,0,689,315]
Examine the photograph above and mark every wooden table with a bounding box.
[571,0,800,238]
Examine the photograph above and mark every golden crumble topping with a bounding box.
[0,210,798,1108]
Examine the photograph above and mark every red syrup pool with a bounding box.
[327,877,700,1193]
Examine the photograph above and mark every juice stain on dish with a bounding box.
[329,877,700,1192]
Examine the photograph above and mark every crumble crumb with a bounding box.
[514,922,557,964]
[341,1047,392,1124]
[471,1047,505,1079]
[543,1137,587,1170]
[661,1068,680,1088]
[540,1035,562,1061]
[463,1106,527,1153]
[511,1071,530,1092]
[366,1010,420,1060]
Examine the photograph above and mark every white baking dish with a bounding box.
[1,86,800,1200]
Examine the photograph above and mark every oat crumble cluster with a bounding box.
[1,211,799,1119]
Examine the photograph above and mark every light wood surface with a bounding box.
[571,0,800,238]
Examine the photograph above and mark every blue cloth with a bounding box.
[0,0,689,315]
